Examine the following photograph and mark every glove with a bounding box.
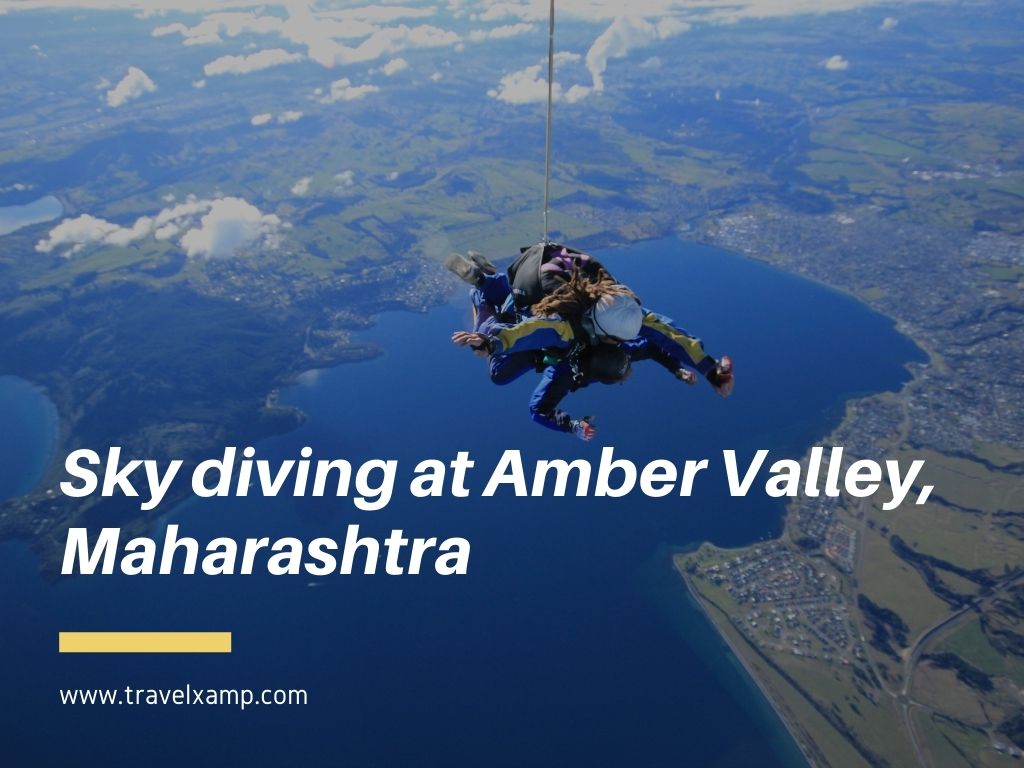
[571,417,596,441]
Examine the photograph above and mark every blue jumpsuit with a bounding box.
[527,337,690,432]
[470,275,717,434]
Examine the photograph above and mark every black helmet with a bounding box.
[585,345,631,384]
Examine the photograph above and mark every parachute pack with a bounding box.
[506,241,613,312]
[498,241,617,384]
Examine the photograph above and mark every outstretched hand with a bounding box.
[674,368,697,385]
[452,331,490,358]
[572,417,597,441]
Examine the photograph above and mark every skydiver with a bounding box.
[447,250,733,439]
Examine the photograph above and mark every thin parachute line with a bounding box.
[542,0,555,244]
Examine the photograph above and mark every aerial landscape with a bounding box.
[0,1,1022,766]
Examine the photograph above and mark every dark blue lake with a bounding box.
[0,238,921,766]
[0,375,58,499]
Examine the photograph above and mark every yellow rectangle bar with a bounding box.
[59,632,232,654]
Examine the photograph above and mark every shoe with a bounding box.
[706,355,734,398]
[445,253,484,286]
[467,250,497,275]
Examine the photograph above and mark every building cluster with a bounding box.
[697,542,856,663]
[794,498,838,543]
[706,207,1024,455]
[823,522,857,574]
[793,498,857,573]
[830,396,904,464]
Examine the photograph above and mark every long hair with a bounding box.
[531,268,638,319]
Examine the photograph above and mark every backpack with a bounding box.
[504,241,618,384]
[506,241,612,312]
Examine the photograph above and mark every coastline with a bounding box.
[662,228,936,767]
[674,554,821,768]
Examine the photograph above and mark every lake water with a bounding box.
[0,376,58,499]
[0,238,922,766]
[0,194,63,236]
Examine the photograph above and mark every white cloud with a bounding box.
[488,64,549,104]
[192,79,206,89]
[319,77,379,103]
[0,1,919,26]
[762,1,915,23]
[154,223,179,240]
[204,48,304,76]
[180,197,282,259]
[380,57,408,76]
[35,194,282,259]
[250,110,304,125]
[585,16,688,93]
[475,3,542,23]
[489,21,534,39]
[37,197,217,255]
[161,193,176,202]
[0,0,913,96]
[104,216,154,246]
[105,66,157,107]
[152,21,186,36]
[823,54,849,71]
[468,22,534,42]
[334,170,355,190]
[146,3,454,70]
[151,11,282,47]
[563,84,592,103]
[489,64,548,105]
[320,5,437,24]
[291,177,312,196]
[36,214,125,255]
[488,52,587,104]
[145,0,439,53]
[469,1,911,94]
[430,71,443,82]
[880,16,898,31]
[153,196,213,227]
[302,23,459,68]
[489,17,687,104]
[184,31,223,46]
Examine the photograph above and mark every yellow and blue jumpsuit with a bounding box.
[482,312,717,433]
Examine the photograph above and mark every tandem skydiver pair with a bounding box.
[448,242,734,441]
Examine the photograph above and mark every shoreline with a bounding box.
[664,226,940,765]
[674,556,820,768]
